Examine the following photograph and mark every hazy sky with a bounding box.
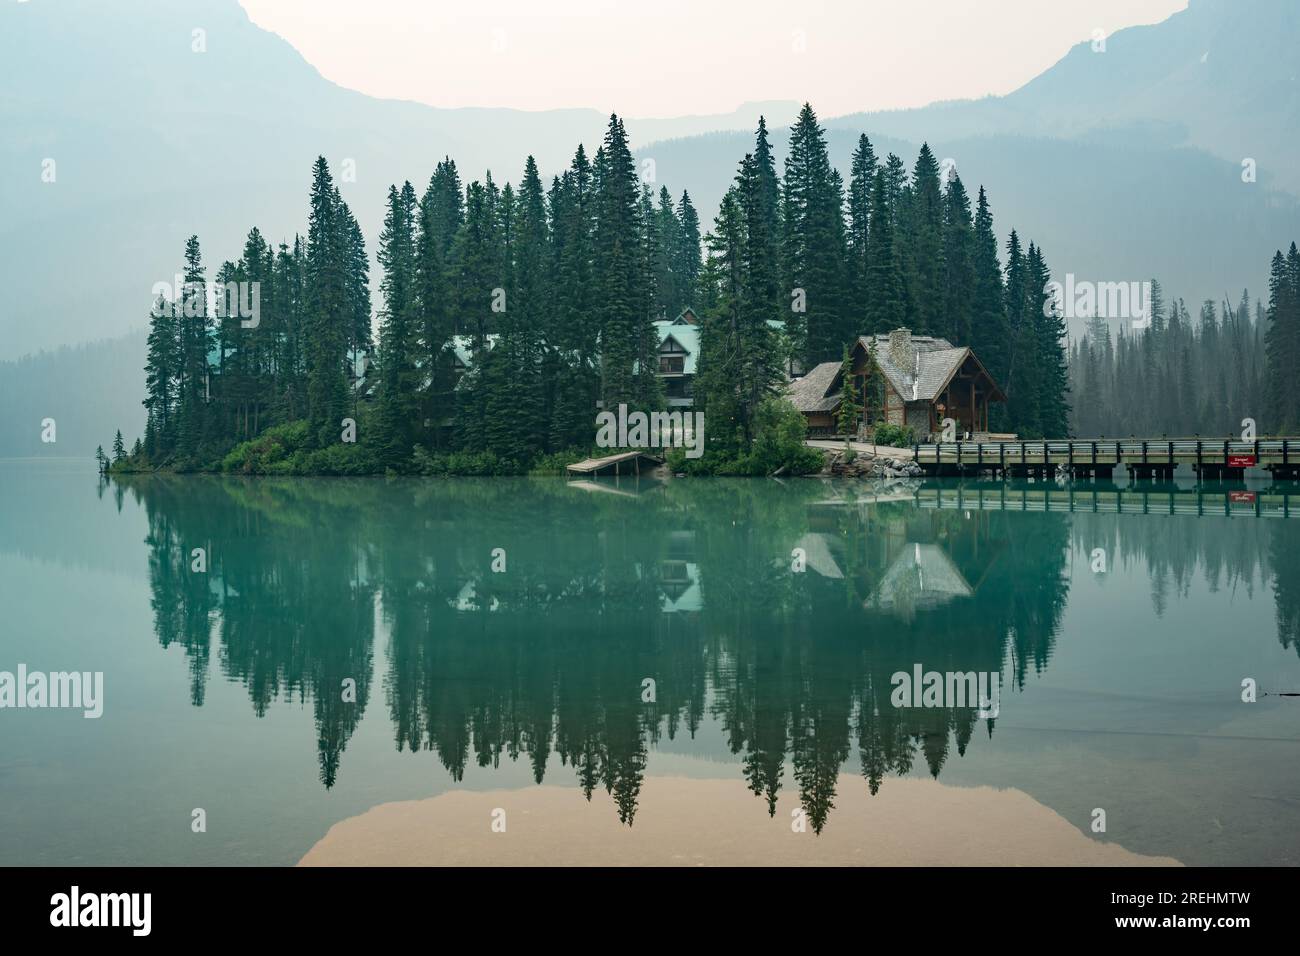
[239,0,1188,117]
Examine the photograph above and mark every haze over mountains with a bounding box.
[2,0,1298,452]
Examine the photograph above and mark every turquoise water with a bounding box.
[1,459,1298,865]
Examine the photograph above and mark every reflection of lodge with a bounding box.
[799,501,1004,619]
[656,531,701,614]
[873,544,973,614]
[127,475,1068,833]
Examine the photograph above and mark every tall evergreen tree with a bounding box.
[940,173,975,347]
[782,103,848,365]
[900,144,945,335]
[676,190,702,301]
[847,134,877,332]
[305,157,351,447]
[1265,244,1300,433]
[176,234,211,457]
[591,114,660,411]
[375,182,421,466]
[864,167,904,333]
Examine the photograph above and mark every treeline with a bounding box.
[139,158,372,464]
[128,106,1072,475]
[1069,244,1300,438]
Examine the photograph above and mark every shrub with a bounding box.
[528,449,587,476]
[673,397,825,476]
[872,422,915,448]
[221,421,311,473]
[410,447,517,476]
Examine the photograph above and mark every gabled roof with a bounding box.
[856,334,1005,403]
[653,320,700,374]
[784,360,842,413]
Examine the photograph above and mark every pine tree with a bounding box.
[1029,243,1071,437]
[143,292,177,457]
[695,189,747,456]
[1265,245,1300,433]
[549,146,600,450]
[865,167,903,333]
[783,103,848,365]
[970,187,1009,400]
[900,144,944,335]
[176,235,211,457]
[745,117,783,335]
[375,182,421,466]
[592,114,658,411]
[941,173,975,347]
[305,157,350,447]
[653,186,684,318]
[340,199,373,421]
[847,134,877,333]
[677,190,702,300]
[416,157,464,449]
[496,156,547,460]
[112,429,126,462]
[836,345,862,438]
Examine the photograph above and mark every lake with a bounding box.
[1,459,1298,866]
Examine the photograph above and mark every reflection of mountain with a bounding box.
[120,476,1068,830]
[299,776,1182,867]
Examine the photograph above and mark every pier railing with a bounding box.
[912,438,1299,472]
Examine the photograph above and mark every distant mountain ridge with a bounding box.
[824,0,1300,195]
[2,0,1300,453]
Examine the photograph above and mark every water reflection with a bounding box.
[115,475,1300,831]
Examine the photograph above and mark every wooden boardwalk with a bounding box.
[913,438,1300,480]
[565,450,663,477]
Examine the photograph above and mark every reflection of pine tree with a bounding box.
[1270,522,1300,659]
[856,707,888,796]
[128,474,1088,829]
[742,705,788,816]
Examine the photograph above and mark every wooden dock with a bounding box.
[913,438,1300,481]
[565,450,663,477]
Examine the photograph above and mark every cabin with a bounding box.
[653,310,700,408]
[785,328,1006,439]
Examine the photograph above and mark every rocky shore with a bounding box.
[821,448,924,479]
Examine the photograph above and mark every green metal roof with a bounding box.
[654,320,700,375]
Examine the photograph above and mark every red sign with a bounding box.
[1227,454,1256,468]
[1230,491,1256,503]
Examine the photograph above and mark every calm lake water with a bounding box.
[2,458,1298,866]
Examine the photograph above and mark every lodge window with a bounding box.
[659,355,685,374]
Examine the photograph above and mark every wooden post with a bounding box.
[969,379,975,437]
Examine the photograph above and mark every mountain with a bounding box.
[0,0,798,361]
[0,332,148,458]
[640,0,1300,334]
[2,0,1300,453]
[826,0,1300,195]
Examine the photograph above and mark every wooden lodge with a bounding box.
[785,328,1006,439]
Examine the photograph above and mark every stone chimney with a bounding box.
[887,328,913,371]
